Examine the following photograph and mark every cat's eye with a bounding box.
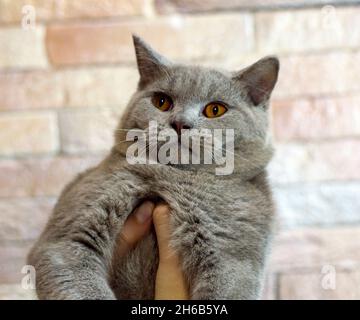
[152,92,173,112]
[203,102,228,118]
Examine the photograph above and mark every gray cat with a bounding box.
[28,36,279,300]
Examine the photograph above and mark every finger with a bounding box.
[155,263,188,300]
[153,204,189,299]
[116,201,154,256]
[152,204,173,262]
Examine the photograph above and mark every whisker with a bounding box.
[113,139,133,146]
[114,128,145,132]
[213,145,250,162]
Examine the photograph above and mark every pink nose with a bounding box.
[170,121,192,135]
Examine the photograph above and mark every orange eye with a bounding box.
[152,93,173,112]
[203,103,227,118]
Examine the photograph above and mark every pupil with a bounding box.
[213,106,218,115]
[159,98,165,106]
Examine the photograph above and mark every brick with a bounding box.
[274,183,360,229]
[202,52,265,71]
[256,7,360,54]
[0,156,101,197]
[271,95,360,141]
[274,51,360,98]
[0,112,58,156]
[206,51,360,99]
[268,226,360,273]
[0,284,36,300]
[0,0,146,23]
[0,26,47,69]
[155,0,360,13]
[0,197,55,242]
[58,0,147,19]
[0,71,63,110]
[269,139,360,184]
[62,67,138,108]
[0,243,32,284]
[0,67,137,111]
[0,0,53,23]
[279,270,360,299]
[59,108,121,154]
[46,14,254,66]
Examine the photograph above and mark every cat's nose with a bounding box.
[170,120,192,135]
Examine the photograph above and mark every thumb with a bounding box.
[115,201,154,257]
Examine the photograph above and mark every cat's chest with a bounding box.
[147,169,236,204]
[121,163,253,217]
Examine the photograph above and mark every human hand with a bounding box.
[115,201,189,299]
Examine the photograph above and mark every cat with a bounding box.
[28,35,279,300]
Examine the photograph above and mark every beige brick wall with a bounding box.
[0,0,359,299]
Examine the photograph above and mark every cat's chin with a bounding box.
[113,138,273,178]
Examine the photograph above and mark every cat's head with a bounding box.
[115,35,279,177]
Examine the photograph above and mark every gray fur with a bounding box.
[28,35,279,300]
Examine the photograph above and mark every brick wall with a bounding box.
[0,0,360,299]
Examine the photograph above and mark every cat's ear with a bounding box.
[132,35,171,87]
[233,56,279,106]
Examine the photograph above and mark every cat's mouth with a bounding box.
[121,124,224,166]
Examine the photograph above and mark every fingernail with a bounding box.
[135,201,154,223]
